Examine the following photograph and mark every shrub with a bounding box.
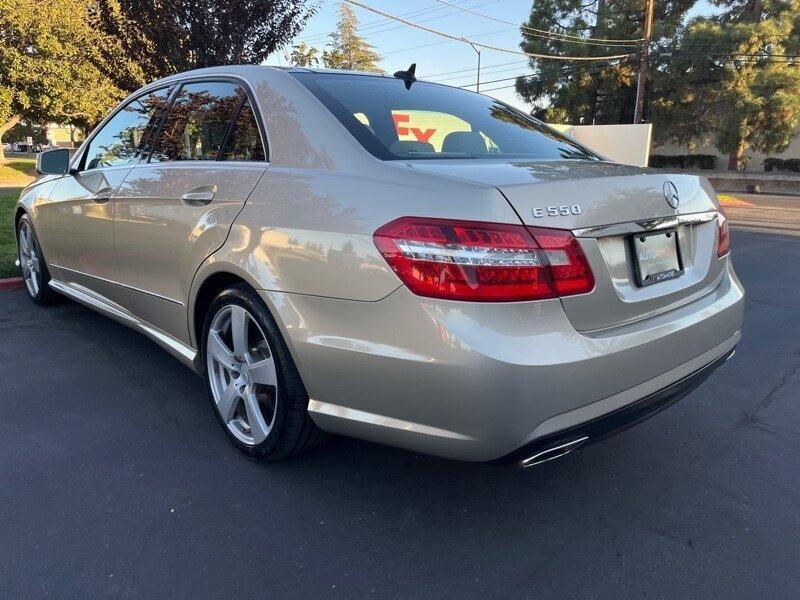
[763,158,800,172]
[649,154,717,170]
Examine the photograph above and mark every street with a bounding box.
[725,193,800,236]
[0,227,798,598]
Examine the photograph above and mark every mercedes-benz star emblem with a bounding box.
[663,180,680,209]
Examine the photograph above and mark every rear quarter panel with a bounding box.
[202,166,521,301]
[190,68,523,342]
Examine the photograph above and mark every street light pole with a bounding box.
[469,43,481,92]
[633,0,655,123]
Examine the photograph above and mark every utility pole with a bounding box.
[633,0,655,123]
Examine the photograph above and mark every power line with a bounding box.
[296,0,500,45]
[430,62,533,82]
[345,0,502,39]
[424,59,528,79]
[345,1,636,61]
[295,0,478,43]
[456,57,633,87]
[382,27,516,57]
[478,62,626,93]
[430,0,644,45]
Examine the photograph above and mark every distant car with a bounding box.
[15,66,743,465]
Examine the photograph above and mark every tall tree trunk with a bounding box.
[727,138,746,171]
[753,0,763,21]
[0,115,21,164]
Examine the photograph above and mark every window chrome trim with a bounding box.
[572,211,718,238]
[145,74,270,164]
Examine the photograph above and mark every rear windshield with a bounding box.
[292,72,599,162]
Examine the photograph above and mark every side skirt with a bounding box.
[48,279,200,373]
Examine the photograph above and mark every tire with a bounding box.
[201,283,327,461]
[17,215,59,305]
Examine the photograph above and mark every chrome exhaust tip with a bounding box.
[519,436,588,468]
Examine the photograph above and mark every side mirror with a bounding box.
[36,148,71,175]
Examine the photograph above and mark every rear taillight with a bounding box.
[717,207,730,257]
[373,217,594,302]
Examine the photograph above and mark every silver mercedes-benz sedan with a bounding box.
[15,65,743,466]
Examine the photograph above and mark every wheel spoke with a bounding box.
[230,305,248,356]
[217,382,239,421]
[248,358,277,387]
[243,393,269,443]
[207,330,235,368]
[19,228,30,254]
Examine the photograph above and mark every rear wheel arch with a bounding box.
[192,271,251,351]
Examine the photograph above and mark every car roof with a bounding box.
[143,64,390,88]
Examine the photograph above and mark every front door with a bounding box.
[113,81,268,341]
[36,86,172,302]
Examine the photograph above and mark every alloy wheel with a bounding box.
[18,221,41,297]
[206,304,278,446]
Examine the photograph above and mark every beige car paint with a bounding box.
[113,162,266,341]
[34,166,131,302]
[16,65,745,462]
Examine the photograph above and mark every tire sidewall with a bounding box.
[201,285,291,459]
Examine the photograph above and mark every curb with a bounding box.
[0,277,25,292]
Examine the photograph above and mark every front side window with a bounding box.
[83,87,171,170]
[150,82,264,162]
[292,72,599,162]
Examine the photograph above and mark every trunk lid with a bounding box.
[400,159,724,331]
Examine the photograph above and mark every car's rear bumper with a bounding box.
[258,261,744,462]
[503,345,736,466]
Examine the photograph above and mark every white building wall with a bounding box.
[550,124,653,167]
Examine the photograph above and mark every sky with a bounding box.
[267,0,718,112]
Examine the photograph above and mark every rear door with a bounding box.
[113,79,268,341]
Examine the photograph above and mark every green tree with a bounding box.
[652,0,800,170]
[0,0,123,163]
[290,42,321,67]
[516,0,694,124]
[91,0,319,92]
[321,3,382,72]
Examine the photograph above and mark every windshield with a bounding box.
[292,72,599,162]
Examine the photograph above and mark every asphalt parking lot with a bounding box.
[1,228,798,599]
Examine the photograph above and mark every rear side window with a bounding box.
[150,82,265,162]
[83,87,171,170]
[221,101,266,161]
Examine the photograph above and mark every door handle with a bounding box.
[181,185,216,206]
[91,187,113,203]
